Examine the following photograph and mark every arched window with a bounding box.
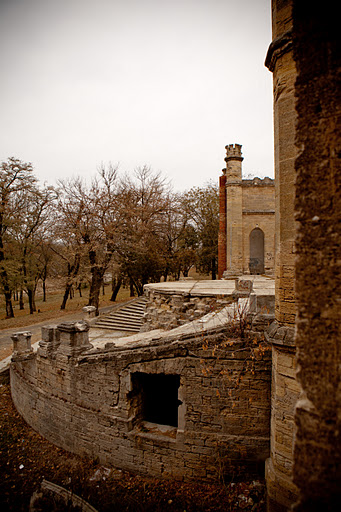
[249,228,264,274]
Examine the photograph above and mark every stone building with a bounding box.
[7,0,341,510]
[218,144,275,279]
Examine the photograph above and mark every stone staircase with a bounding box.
[93,296,148,332]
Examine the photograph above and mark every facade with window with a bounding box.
[218,144,275,279]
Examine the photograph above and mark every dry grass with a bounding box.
[0,284,131,331]
[0,268,212,331]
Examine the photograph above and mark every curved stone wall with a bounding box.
[10,318,271,481]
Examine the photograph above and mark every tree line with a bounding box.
[0,157,219,318]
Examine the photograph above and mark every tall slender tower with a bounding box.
[223,143,243,277]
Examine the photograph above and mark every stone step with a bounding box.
[96,317,143,328]
[94,296,148,332]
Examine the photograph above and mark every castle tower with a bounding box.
[218,144,243,277]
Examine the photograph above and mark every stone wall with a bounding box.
[242,181,275,275]
[10,321,271,482]
[292,2,341,509]
[141,287,233,332]
[265,1,300,509]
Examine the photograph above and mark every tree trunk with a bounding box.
[5,290,14,318]
[42,279,47,302]
[27,288,36,315]
[88,265,103,316]
[0,233,14,317]
[129,279,135,297]
[61,283,72,310]
[0,269,14,318]
[60,254,81,310]
[110,276,122,302]
[19,289,24,310]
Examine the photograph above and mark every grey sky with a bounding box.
[0,0,273,191]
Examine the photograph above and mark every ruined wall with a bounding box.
[292,2,341,510]
[10,322,271,482]
[141,287,233,332]
[265,1,300,509]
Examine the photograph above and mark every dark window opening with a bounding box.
[249,228,265,274]
[132,373,180,428]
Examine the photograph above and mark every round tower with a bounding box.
[223,143,243,277]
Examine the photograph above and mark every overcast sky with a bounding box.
[0,0,273,191]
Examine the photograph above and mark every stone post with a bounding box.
[82,305,97,321]
[11,331,33,361]
[38,326,60,358]
[56,321,92,357]
[224,144,243,276]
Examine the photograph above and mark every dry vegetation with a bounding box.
[0,281,130,331]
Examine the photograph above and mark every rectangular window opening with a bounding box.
[132,372,180,428]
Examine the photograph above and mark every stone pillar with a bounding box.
[292,2,341,509]
[11,331,33,361]
[218,172,227,279]
[224,143,243,276]
[265,1,300,509]
[56,321,92,357]
[37,326,60,358]
[83,305,97,321]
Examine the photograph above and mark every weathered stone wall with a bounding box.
[242,181,275,275]
[141,288,233,332]
[265,324,300,510]
[10,322,271,482]
[292,2,341,510]
[265,1,300,509]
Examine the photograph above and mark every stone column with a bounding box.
[265,1,300,509]
[56,321,92,357]
[218,171,227,279]
[224,144,243,277]
[11,331,33,361]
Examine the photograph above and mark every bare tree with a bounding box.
[116,166,172,295]
[181,182,219,279]
[56,164,121,314]
[9,184,56,314]
[0,158,38,317]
